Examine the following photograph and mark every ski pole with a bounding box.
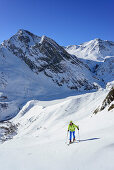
[65,131,68,144]
[66,131,68,143]
[78,130,80,142]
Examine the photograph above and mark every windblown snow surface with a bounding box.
[0,84,114,170]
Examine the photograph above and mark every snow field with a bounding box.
[0,89,114,170]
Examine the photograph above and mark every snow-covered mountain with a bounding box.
[65,38,114,84]
[0,30,114,121]
[1,29,97,91]
[65,38,114,61]
[0,29,100,121]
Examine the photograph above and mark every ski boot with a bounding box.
[73,138,75,142]
[69,140,72,144]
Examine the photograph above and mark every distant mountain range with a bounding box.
[65,38,114,61]
[0,29,114,121]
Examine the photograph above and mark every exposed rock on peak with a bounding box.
[94,86,114,114]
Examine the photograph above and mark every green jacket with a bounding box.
[68,123,79,132]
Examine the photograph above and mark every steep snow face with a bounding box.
[65,39,114,61]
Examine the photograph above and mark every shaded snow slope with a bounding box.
[0,88,114,170]
[95,57,114,83]
[0,46,71,121]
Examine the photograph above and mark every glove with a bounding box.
[68,130,69,132]
[78,126,79,130]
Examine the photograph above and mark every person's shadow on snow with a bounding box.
[77,138,100,142]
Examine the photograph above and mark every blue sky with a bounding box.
[0,0,114,45]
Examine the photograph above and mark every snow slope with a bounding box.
[0,85,114,170]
